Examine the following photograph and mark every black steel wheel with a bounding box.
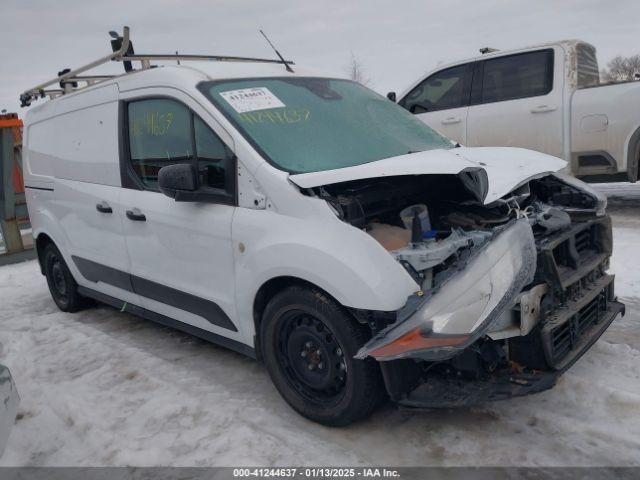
[277,310,348,406]
[43,243,87,312]
[261,286,384,426]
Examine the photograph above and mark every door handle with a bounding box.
[530,105,557,113]
[96,202,113,214]
[441,117,462,125]
[126,208,146,222]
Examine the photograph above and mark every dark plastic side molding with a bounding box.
[77,286,255,359]
[72,255,237,332]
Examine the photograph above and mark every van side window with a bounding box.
[194,116,232,191]
[400,63,473,113]
[480,49,553,103]
[127,99,193,189]
[126,98,234,196]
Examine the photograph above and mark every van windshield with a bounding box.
[200,78,453,173]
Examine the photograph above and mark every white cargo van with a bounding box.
[21,29,624,425]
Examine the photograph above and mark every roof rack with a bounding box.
[20,26,295,107]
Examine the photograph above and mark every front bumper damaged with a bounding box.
[398,292,624,409]
[363,212,624,409]
[356,219,538,362]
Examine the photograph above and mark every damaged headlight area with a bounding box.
[356,219,537,361]
[306,170,624,408]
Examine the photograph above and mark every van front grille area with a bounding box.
[552,223,598,269]
[545,284,611,367]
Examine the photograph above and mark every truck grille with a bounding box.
[545,283,611,367]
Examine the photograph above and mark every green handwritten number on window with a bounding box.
[143,111,174,136]
[239,108,311,124]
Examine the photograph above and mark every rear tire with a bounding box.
[43,244,88,312]
[261,286,384,426]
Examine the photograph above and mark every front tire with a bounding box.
[43,244,87,312]
[261,286,384,426]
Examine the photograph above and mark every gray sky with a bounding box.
[1,0,639,113]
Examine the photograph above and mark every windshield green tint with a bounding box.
[201,78,453,173]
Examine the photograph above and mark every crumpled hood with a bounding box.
[289,146,567,204]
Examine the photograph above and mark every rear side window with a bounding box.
[126,98,234,195]
[479,49,554,103]
[400,63,473,113]
[576,43,599,88]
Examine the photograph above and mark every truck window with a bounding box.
[126,98,233,193]
[479,49,553,103]
[576,43,599,88]
[400,63,473,113]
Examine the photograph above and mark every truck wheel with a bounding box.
[43,244,87,312]
[261,286,384,426]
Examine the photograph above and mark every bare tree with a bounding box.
[347,53,371,86]
[601,55,640,82]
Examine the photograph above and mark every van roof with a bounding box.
[137,61,335,84]
[110,62,339,96]
[21,26,343,109]
[24,62,343,121]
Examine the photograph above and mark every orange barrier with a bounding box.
[13,162,24,194]
[0,114,24,194]
[0,117,22,129]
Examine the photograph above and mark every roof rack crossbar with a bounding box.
[20,27,132,107]
[122,54,294,64]
[66,75,117,81]
[20,26,295,107]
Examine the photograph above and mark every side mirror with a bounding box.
[409,103,428,114]
[386,91,397,102]
[158,163,197,200]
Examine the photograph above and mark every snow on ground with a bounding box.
[0,184,638,467]
[605,183,640,299]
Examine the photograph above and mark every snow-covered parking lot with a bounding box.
[0,184,639,467]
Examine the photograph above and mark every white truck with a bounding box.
[390,40,640,182]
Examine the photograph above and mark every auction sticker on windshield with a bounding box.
[219,87,285,113]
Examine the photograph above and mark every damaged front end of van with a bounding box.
[293,148,625,408]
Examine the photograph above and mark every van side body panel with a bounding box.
[24,84,142,307]
[231,162,420,344]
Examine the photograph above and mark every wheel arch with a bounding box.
[252,276,362,361]
[627,125,640,182]
[35,232,55,275]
